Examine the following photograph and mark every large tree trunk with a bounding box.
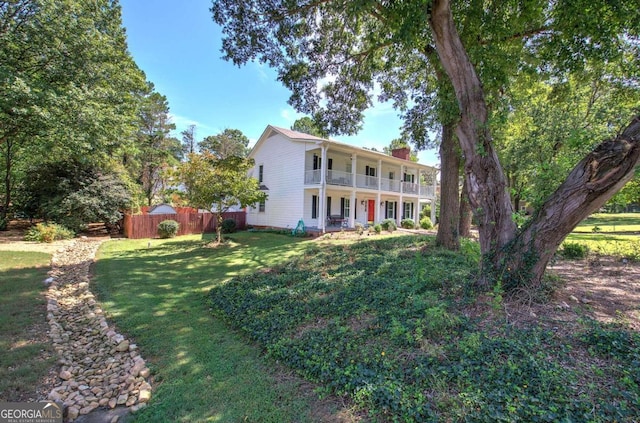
[459,176,472,238]
[429,0,516,287]
[504,118,640,288]
[428,0,640,289]
[436,122,460,249]
[1,138,12,230]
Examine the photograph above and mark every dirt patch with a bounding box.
[500,258,640,333]
[549,258,640,329]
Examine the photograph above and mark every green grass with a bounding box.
[564,213,640,260]
[210,235,640,422]
[574,212,640,233]
[0,251,54,400]
[93,232,335,423]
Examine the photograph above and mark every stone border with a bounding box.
[45,239,152,421]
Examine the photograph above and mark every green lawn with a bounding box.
[95,231,640,422]
[93,232,344,422]
[574,212,640,233]
[0,251,55,401]
[210,235,640,422]
[564,213,640,260]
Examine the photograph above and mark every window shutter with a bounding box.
[312,195,317,219]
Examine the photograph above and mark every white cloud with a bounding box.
[280,108,304,123]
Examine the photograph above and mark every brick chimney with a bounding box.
[391,147,411,160]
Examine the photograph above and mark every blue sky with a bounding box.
[119,0,439,166]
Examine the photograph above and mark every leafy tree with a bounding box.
[609,169,640,211]
[182,124,197,156]
[291,116,327,138]
[198,128,249,159]
[17,160,131,232]
[496,70,639,212]
[212,0,640,289]
[176,153,266,243]
[1,0,145,227]
[132,83,182,206]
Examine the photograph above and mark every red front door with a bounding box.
[367,200,375,222]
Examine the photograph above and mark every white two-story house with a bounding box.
[247,125,438,232]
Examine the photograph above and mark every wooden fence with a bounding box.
[122,212,246,239]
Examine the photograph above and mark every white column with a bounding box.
[377,159,382,190]
[319,144,328,232]
[349,190,356,228]
[414,200,420,226]
[375,192,381,223]
[351,154,357,188]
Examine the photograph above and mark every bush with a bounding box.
[0,216,7,231]
[380,218,397,232]
[354,222,364,235]
[420,216,434,230]
[24,222,74,243]
[560,242,589,259]
[221,218,237,234]
[400,218,415,229]
[373,224,382,234]
[157,220,179,239]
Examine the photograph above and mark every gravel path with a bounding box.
[45,239,152,422]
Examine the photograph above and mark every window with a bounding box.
[385,201,397,219]
[389,171,394,180]
[341,198,350,218]
[312,195,318,219]
[313,154,321,170]
[258,165,264,183]
[258,198,265,212]
[326,196,332,217]
[403,202,414,219]
[403,173,415,183]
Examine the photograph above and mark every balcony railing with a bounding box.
[305,169,321,184]
[326,170,352,186]
[402,181,419,194]
[305,169,436,198]
[380,178,401,193]
[355,174,379,189]
[420,185,435,197]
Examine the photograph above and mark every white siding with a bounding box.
[247,133,306,229]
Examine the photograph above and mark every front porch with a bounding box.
[303,187,436,233]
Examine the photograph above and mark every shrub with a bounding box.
[560,242,589,259]
[0,216,7,231]
[380,218,397,232]
[373,224,382,234]
[221,218,237,234]
[420,216,434,230]
[400,218,415,229]
[24,222,74,243]
[157,220,179,239]
[354,222,364,235]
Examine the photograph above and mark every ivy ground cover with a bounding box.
[210,235,640,422]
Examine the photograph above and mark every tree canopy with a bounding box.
[176,152,265,243]
[1,0,146,228]
[198,128,250,158]
[291,116,327,138]
[213,0,640,288]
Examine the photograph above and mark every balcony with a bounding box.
[326,170,352,186]
[305,169,434,198]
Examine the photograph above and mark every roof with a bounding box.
[250,125,438,171]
